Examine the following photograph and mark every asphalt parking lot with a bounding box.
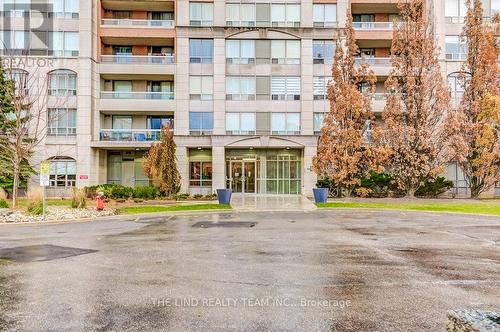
[0,210,499,331]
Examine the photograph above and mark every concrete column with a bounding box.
[212,38,226,135]
[176,146,189,193]
[301,0,313,28]
[212,146,225,192]
[337,0,349,28]
[213,0,226,26]
[303,146,318,196]
[301,39,314,135]
[175,37,190,136]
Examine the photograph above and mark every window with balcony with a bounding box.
[271,77,301,101]
[190,2,213,26]
[189,39,214,63]
[148,116,174,130]
[271,113,300,135]
[48,69,77,96]
[149,12,174,20]
[445,36,468,60]
[49,0,79,18]
[147,81,174,99]
[49,31,79,56]
[226,113,256,135]
[313,113,327,135]
[448,72,469,107]
[49,157,76,188]
[48,108,76,136]
[313,4,337,27]
[313,40,335,64]
[352,14,375,23]
[189,76,213,100]
[226,76,256,100]
[313,77,329,100]
[189,112,213,135]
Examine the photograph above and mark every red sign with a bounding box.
[79,175,89,180]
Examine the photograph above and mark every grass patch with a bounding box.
[118,204,231,215]
[15,199,72,208]
[317,201,500,216]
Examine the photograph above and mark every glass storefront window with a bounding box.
[190,162,212,187]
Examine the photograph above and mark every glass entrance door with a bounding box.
[229,161,256,193]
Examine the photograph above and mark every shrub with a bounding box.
[133,198,144,203]
[355,187,372,198]
[133,186,161,200]
[204,194,217,200]
[115,198,126,203]
[85,184,133,200]
[359,172,393,198]
[0,188,7,201]
[415,177,454,198]
[26,187,44,216]
[174,193,190,201]
[71,188,87,209]
[193,194,203,199]
[316,177,333,189]
[0,199,8,208]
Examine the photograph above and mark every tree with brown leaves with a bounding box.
[445,0,499,198]
[381,0,451,197]
[143,125,181,198]
[314,10,383,197]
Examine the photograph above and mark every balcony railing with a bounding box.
[355,57,392,66]
[100,129,163,142]
[352,22,396,29]
[100,55,175,64]
[101,19,175,28]
[371,93,387,101]
[100,91,175,100]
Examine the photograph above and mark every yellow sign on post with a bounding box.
[40,161,50,187]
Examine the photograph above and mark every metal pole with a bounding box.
[42,186,46,220]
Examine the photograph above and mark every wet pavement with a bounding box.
[0,210,499,331]
[230,194,317,211]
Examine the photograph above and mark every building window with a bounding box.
[226,113,256,135]
[147,116,174,130]
[226,3,256,27]
[189,39,213,63]
[226,76,256,100]
[48,108,76,136]
[226,40,256,64]
[447,72,469,108]
[313,113,327,135]
[189,112,213,135]
[313,4,337,27]
[49,0,79,19]
[313,40,335,64]
[271,113,300,135]
[445,0,467,22]
[48,69,77,96]
[49,158,76,188]
[313,76,330,100]
[190,161,212,187]
[445,36,468,60]
[49,31,79,56]
[271,40,300,64]
[352,14,375,23]
[271,77,301,101]
[5,68,28,95]
[270,4,300,27]
[190,2,213,26]
[189,76,213,100]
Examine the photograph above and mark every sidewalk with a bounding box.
[230,194,317,212]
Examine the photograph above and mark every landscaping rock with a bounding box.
[0,207,115,223]
[447,310,500,332]
[0,209,12,217]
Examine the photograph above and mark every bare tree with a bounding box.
[381,0,451,197]
[0,55,58,207]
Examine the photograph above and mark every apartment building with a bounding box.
[0,0,498,197]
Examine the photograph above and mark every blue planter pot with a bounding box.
[216,189,232,205]
[313,188,329,204]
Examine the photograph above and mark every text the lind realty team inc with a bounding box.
[151,297,353,308]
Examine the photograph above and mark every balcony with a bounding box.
[100,129,162,142]
[355,57,392,75]
[99,91,175,112]
[99,55,176,75]
[101,19,175,28]
[371,93,387,112]
[353,22,396,40]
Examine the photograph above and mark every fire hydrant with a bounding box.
[96,192,105,211]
